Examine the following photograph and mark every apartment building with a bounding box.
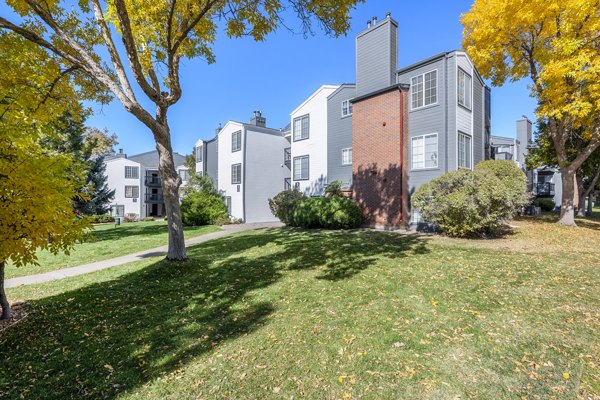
[288,13,490,227]
[194,112,290,223]
[105,150,189,219]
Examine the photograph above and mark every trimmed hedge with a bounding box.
[268,189,304,225]
[181,191,228,226]
[412,160,530,237]
[534,198,556,211]
[292,196,361,229]
[89,214,115,224]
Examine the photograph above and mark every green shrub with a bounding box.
[143,216,155,222]
[89,214,115,223]
[292,196,361,229]
[413,161,530,237]
[181,191,228,226]
[534,198,556,211]
[325,180,343,197]
[268,189,304,225]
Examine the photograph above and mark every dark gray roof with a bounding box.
[128,150,187,168]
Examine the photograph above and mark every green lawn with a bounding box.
[6,221,220,279]
[1,218,599,399]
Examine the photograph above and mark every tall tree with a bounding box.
[527,121,600,217]
[462,0,600,226]
[0,33,90,319]
[44,111,117,215]
[1,0,364,260]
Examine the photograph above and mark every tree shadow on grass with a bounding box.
[0,228,428,399]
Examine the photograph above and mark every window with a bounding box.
[341,100,353,117]
[458,132,472,169]
[411,134,438,170]
[231,131,242,152]
[179,169,189,181]
[341,148,352,166]
[195,145,203,162]
[224,197,232,215]
[411,70,437,109]
[112,205,125,217]
[293,115,309,141]
[231,163,242,184]
[124,166,139,179]
[458,69,472,109]
[293,155,309,181]
[125,185,139,198]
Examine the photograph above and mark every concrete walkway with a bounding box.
[6,222,283,289]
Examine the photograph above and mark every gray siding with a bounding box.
[327,85,355,187]
[206,139,218,186]
[398,56,448,198]
[355,16,398,97]
[244,129,290,223]
[473,75,484,165]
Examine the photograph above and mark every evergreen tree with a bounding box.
[46,111,116,215]
[76,156,116,215]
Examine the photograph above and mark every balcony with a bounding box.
[145,177,161,187]
[534,182,555,197]
[284,148,291,169]
[145,193,164,203]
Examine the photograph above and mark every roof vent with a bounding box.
[372,16,377,25]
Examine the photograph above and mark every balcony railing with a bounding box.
[145,193,164,203]
[145,177,161,187]
[284,148,291,169]
[534,182,555,196]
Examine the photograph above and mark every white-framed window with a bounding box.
[458,132,472,169]
[293,155,309,181]
[411,70,437,109]
[195,145,203,162]
[341,100,353,117]
[293,115,309,141]
[231,163,242,184]
[231,131,242,152]
[411,133,438,170]
[341,148,352,166]
[225,196,232,214]
[124,166,139,179]
[458,68,472,109]
[125,185,139,198]
[112,205,125,217]
[179,169,189,181]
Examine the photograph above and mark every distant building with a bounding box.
[104,150,189,219]
[194,112,290,223]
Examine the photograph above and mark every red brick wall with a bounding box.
[352,88,409,228]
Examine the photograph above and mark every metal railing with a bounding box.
[145,177,161,187]
[534,182,555,196]
[145,193,164,203]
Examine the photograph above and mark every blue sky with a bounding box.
[5,0,538,156]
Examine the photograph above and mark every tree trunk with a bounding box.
[587,193,594,216]
[0,261,11,320]
[153,123,187,261]
[558,167,577,226]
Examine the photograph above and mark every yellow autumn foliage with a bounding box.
[462,0,600,133]
[0,33,89,267]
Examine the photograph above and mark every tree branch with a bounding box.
[111,0,161,103]
[90,0,136,102]
[33,66,80,113]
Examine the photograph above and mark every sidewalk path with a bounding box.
[6,222,283,289]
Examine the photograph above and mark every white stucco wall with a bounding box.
[105,157,143,217]
[217,121,245,220]
[290,85,339,196]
